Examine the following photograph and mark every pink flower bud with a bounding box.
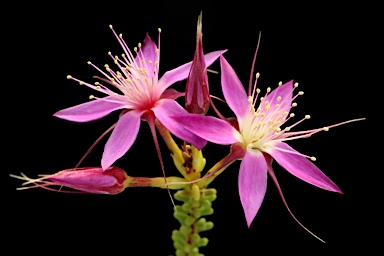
[185,13,210,115]
[15,167,130,195]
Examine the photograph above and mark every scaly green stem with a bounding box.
[172,186,216,256]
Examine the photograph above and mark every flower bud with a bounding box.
[13,166,130,195]
[185,12,210,115]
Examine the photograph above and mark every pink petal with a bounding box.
[135,33,157,80]
[101,110,144,170]
[171,114,240,145]
[263,80,293,117]
[160,88,184,100]
[157,50,227,92]
[238,149,268,227]
[53,96,127,122]
[220,55,250,119]
[50,169,116,187]
[152,99,207,150]
[264,141,342,193]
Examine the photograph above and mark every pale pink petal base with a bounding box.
[238,149,268,227]
[265,141,342,193]
[101,110,144,170]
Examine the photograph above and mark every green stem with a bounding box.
[172,186,216,256]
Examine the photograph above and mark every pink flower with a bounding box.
[54,25,226,170]
[173,55,364,231]
[11,167,129,195]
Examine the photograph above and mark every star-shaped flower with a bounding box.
[54,25,226,170]
[173,55,364,233]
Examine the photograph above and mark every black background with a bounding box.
[4,1,372,255]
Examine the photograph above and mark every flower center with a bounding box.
[240,77,304,150]
[66,26,163,111]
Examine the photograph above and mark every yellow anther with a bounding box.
[114,93,118,96]
[275,127,281,132]
[284,127,291,131]
[148,60,153,64]
[115,55,119,60]
[66,75,72,79]
[256,88,260,93]
[248,96,253,103]
[277,96,282,101]
[158,28,162,33]
[89,95,95,99]
[155,61,159,66]
[283,111,289,116]
[94,82,100,85]
[109,25,113,29]
[79,81,85,85]
[290,113,295,117]
[275,104,280,109]
[278,81,282,86]
[310,157,316,161]
[134,47,138,52]
[108,51,112,55]
[294,82,299,87]
[155,49,159,54]
[138,43,141,48]
[299,91,304,95]
[96,86,101,90]
[104,64,109,68]
[267,87,271,92]
[119,33,123,39]
[292,102,297,107]
[305,115,311,119]
[256,72,260,78]
[260,97,264,102]
[87,61,92,65]
[323,127,329,131]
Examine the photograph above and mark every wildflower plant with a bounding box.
[11,12,365,255]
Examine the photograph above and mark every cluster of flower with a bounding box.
[11,14,364,244]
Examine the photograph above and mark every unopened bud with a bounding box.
[185,12,210,115]
[12,167,130,195]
